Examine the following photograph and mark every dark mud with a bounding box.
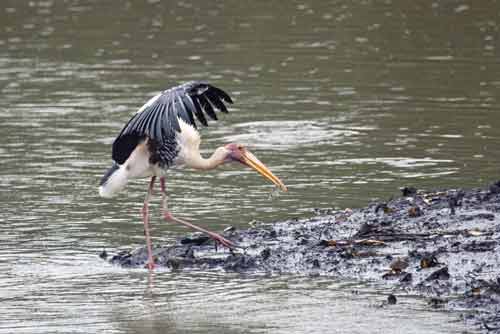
[108,182,500,332]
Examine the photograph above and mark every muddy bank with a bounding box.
[107,182,500,332]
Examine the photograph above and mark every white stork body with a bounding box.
[99,118,210,198]
[99,81,287,270]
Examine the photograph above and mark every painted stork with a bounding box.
[99,81,287,270]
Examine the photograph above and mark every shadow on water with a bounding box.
[1,0,499,333]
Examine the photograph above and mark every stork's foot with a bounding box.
[164,211,240,250]
[206,231,239,250]
[145,261,156,270]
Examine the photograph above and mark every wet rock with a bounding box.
[448,191,464,216]
[374,203,394,214]
[462,240,497,252]
[428,297,447,308]
[223,226,236,233]
[99,250,108,260]
[400,272,412,283]
[400,186,417,197]
[390,257,409,273]
[352,223,376,238]
[166,257,183,271]
[419,254,439,269]
[184,247,195,259]
[489,181,500,194]
[223,254,256,272]
[387,294,397,305]
[260,248,271,261]
[180,233,211,246]
[425,267,450,281]
[408,206,423,217]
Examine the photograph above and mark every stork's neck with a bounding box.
[185,147,227,170]
[176,119,228,170]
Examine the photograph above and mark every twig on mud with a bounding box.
[319,238,386,247]
[355,229,493,243]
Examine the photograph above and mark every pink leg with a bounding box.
[142,176,156,270]
[160,177,238,249]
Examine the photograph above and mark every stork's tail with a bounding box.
[99,162,129,198]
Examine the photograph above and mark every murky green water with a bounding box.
[1,0,498,332]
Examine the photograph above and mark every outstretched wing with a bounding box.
[111,81,233,165]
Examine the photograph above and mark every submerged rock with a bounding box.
[107,181,500,332]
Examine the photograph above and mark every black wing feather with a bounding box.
[129,107,151,135]
[182,94,207,126]
[111,81,232,165]
[151,104,164,141]
[197,95,217,120]
[206,90,228,113]
[141,105,160,135]
[175,94,196,128]
[189,95,208,126]
[212,86,234,104]
[166,99,181,133]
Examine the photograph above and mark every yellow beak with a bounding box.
[239,150,288,192]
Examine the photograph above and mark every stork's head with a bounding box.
[220,143,287,192]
